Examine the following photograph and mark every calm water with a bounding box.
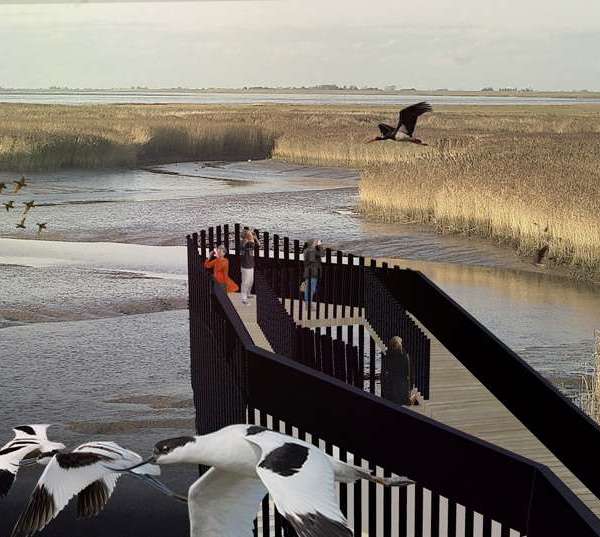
[1,91,600,106]
[2,159,599,533]
[1,160,599,448]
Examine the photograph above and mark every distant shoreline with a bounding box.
[1,88,600,100]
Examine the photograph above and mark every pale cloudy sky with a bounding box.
[0,0,599,90]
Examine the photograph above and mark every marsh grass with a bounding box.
[580,330,600,422]
[264,104,600,277]
[2,102,600,277]
[0,104,275,170]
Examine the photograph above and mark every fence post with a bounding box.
[235,223,241,255]
[382,336,410,405]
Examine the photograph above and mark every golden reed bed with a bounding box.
[1,103,599,278]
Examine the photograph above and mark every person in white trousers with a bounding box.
[241,229,260,304]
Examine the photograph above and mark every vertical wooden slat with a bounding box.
[294,240,302,321]
[465,508,474,537]
[273,234,280,262]
[383,469,392,537]
[234,223,241,255]
[415,484,423,537]
[482,517,493,537]
[199,230,207,261]
[353,454,363,537]
[336,251,343,319]
[321,335,334,376]
[208,226,214,251]
[358,256,365,317]
[263,232,270,260]
[448,500,457,537]
[358,324,365,390]
[431,492,440,537]
[368,462,376,537]
[325,248,332,319]
[398,486,408,537]
[260,412,270,537]
[369,336,376,395]
[348,253,355,317]
[223,224,230,250]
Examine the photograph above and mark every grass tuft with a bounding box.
[580,330,600,422]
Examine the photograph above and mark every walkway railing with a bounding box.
[365,269,431,399]
[188,229,600,537]
[255,270,362,390]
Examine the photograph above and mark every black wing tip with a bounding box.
[56,451,109,469]
[11,484,55,537]
[259,443,310,477]
[289,512,352,537]
[246,425,267,436]
[77,480,110,520]
[400,101,433,113]
[13,426,37,436]
[0,470,16,497]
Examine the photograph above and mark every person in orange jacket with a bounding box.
[204,245,239,293]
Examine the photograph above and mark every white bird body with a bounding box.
[11,441,163,537]
[0,425,65,498]
[392,131,412,142]
[149,424,413,537]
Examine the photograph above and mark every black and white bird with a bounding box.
[16,217,26,230]
[11,441,183,537]
[126,424,413,537]
[0,182,6,194]
[36,223,47,234]
[3,200,14,212]
[367,102,432,145]
[0,425,66,498]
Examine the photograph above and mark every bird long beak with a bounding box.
[118,456,157,472]
[132,474,188,503]
[365,138,379,144]
[385,476,415,488]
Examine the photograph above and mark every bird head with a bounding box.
[152,436,197,464]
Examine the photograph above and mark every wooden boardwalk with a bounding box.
[229,292,600,519]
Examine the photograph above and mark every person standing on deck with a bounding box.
[241,229,260,305]
[303,239,323,307]
[204,245,239,293]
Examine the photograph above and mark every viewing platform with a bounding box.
[187,224,600,537]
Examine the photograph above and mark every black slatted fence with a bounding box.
[365,269,431,399]
[187,226,600,537]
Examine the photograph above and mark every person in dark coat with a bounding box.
[240,229,260,304]
[303,239,322,305]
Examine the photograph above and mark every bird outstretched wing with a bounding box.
[378,123,396,138]
[245,430,352,537]
[187,468,267,537]
[76,474,120,519]
[10,442,151,536]
[1,426,51,498]
[397,102,432,136]
[10,451,116,536]
[12,425,51,441]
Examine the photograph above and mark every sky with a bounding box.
[0,0,599,90]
